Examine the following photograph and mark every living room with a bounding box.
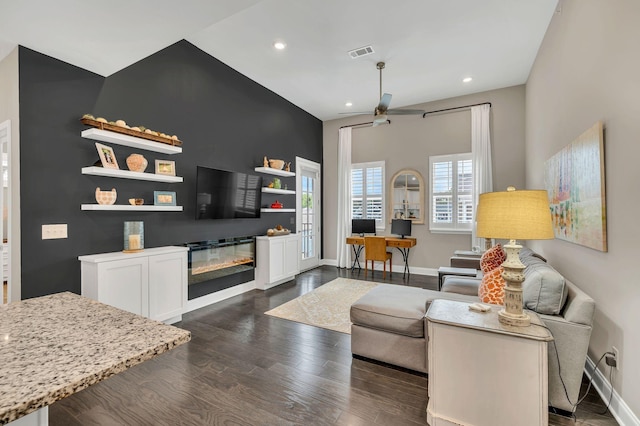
[0,0,638,425]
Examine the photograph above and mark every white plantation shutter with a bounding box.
[351,161,385,227]
[429,153,473,232]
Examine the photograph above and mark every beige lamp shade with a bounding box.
[476,188,554,241]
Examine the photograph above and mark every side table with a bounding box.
[437,266,478,290]
[426,299,553,426]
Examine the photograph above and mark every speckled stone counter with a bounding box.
[0,292,191,424]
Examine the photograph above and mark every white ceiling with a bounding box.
[0,0,558,121]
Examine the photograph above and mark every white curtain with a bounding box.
[336,128,352,268]
[471,104,493,250]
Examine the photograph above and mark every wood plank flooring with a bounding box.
[50,266,618,425]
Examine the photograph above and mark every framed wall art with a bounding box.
[95,143,119,170]
[155,159,176,176]
[544,121,607,252]
[154,191,177,206]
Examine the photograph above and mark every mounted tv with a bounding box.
[195,166,263,220]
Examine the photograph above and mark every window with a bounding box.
[429,153,473,232]
[351,161,385,228]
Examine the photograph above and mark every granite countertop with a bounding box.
[0,292,191,424]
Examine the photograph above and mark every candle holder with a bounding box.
[123,221,144,253]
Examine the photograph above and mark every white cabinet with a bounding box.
[426,299,552,426]
[255,234,300,290]
[79,246,188,324]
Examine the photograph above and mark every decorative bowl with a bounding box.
[126,153,148,173]
[128,198,144,206]
[270,200,283,209]
[268,159,285,170]
[95,187,117,205]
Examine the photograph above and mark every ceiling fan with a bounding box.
[343,62,425,126]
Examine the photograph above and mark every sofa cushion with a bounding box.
[480,244,506,273]
[523,260,568,315]
[350,284,429,338]
[478,266,505,305]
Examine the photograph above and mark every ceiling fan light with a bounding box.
[374,114,387,123]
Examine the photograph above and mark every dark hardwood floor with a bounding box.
[50,266,617,425]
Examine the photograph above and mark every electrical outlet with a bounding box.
[290,217,295,224]
[612,346,620,370]
[42,224,68,240]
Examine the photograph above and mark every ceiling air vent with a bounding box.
[348,45,374,59]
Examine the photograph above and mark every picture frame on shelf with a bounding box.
[154,191,177,206]
[155,159,176,176]
[95,142,119,170]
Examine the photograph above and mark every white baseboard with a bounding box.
[584,356,639,426]
[321,258,437,277]
[321,258,337,267]
[185,280,257,313]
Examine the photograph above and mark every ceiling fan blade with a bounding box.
[338,111,374,115]
[377,93,392,112]
[386,109,426,115]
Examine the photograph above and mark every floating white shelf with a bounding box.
[260,208,295,213]
[261,187,295,195]
[81,205,183,212]
[254,167,295,177]
[82,128,182,154]
[82,167,183,183]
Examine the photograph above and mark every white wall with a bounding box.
[0,47,20,301]
[323,85,526,270]
[526,0,640,417]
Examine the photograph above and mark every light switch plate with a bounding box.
[42,224,68,240]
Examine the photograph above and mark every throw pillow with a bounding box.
[522,261,567,315]
[480,244,506,273]
[478,266,505,305]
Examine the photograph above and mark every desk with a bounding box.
[0,292,191,425]
[346,236,417,277]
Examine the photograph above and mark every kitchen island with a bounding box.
[0,292,190,425]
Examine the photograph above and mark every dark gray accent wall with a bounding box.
[19,41,322,299]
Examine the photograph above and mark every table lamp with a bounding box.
[476,187,554,326]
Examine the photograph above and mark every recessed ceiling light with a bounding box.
[345,102,353,107]
[273,41,286,50]
[463,77,473,83]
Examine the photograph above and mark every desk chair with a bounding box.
[364,236,393,279]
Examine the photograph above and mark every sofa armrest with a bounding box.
[441,276,481,296]
[561,280,595,326]
[539,314,593,413]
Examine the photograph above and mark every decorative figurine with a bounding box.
[263,156,269,167]
[285,162,291,172]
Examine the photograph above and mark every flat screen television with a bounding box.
[352,219,376,236]
[195,166,262,219]
[391,219,412,238]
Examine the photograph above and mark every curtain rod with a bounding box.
[422,102,491,118]
[339,119,391,129]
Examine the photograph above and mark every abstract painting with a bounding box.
[544,122,607,251]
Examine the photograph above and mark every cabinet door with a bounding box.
[97,257,149,316]
[269,238,286,281]
[148,252,187,322]
[283,236,300,277]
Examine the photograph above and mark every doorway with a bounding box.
[296,157,321,272]
[0,120,10,304]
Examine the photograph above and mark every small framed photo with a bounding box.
[154,191,177,206]
[95,143,119,169]
[155,159,176,176]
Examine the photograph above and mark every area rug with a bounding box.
[264,278,380,334]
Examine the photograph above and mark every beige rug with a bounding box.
[264,278,380,334]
